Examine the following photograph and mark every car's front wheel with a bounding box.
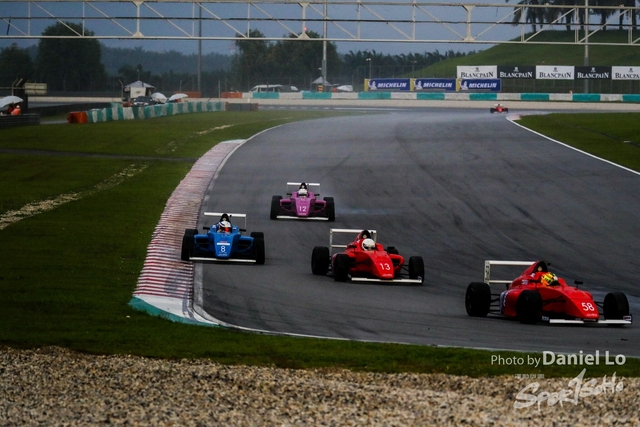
[324,197,335,222]
[604,291,629,321]
[408,256,425,284]
[253,237,265,265]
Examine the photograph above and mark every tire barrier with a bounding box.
[87,100,225,123]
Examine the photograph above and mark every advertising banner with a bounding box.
[497,66,536,79]
[575,66,611,79]
[414,78,456,91]
[458,79,501,92]
[367,78,411,91]
[612,67,640,80]
[457,66,497,79]
[536,66,575,80]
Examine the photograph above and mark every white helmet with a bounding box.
[362,238,376,251]
[219,221,232,233]
[298,188,308,197]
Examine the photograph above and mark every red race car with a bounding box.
[465,260,632,325]
[490,104,509,113]
[311,229,424,284]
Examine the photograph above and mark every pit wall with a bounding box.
[87,100,225,123]
[244,91,640,103]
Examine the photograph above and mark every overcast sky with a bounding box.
[1,0,534,56]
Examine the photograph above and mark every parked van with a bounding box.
[250,84,299,93]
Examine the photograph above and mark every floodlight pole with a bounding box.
[583,0,589,94]
[322,0,327,89]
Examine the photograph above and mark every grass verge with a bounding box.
[1,109,639,378]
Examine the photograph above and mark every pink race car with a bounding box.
[311,229,424,284]
[465,260,632,325]
[270,182,335,221]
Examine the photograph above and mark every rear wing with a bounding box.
[329,228,377,255]
[204,212,247,231]
[287,182,320,195]
[484,260,534,286]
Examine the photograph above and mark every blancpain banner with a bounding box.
[457,66,497,79]
[612,66,640,80]
[536,66,575,80]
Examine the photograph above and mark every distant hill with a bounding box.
[421,30,640,78]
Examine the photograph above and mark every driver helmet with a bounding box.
[362,238,376,251]
[218,221,232,233]
[540,272,558,286]
[298,188,308,197]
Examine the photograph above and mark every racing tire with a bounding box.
[180,229,198,261]
[490,108,495,113]
[465,282,491,317]
[333,254,350,282]
[270,196,282,220]
[504,108,509,113]
[253,237,265,265]
[250,231,264,240]
[408,256,425,284]
[603,291,630,320]
[386,246,399,255]
[311,246,330,275]
[324,197,335,222]
[516,290,542,324]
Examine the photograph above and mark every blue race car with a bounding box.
[181,212,265,264]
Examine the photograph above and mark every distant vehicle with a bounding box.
[465,260,632,325]
[250,84,299,93]
[270,182,335,221]
[181,212,265,264]
[490,104,509,113]
[131,96,157,107]
[311,229,424,284]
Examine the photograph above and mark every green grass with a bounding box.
[422,30,640,78]
[1,109,639,378]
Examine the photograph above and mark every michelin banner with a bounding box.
[414,78,456,91]
[367,78,411,91]
[458,79,501,92]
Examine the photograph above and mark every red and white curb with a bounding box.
[129,140,245,325]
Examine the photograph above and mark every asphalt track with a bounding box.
[197,106,640,358]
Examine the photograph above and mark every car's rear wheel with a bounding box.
[324,197,335,222]
[270,196,282,220]
[311,246,330,275]
[253,237,265,265]
[516,290,542,324]
[333,254,350,282]
[465,282,491,317]
[604,291,629,320]
[408,256,425,284]
[181,228,197,261]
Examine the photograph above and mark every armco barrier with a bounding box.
[239,91,640,103]
[87,100,225,123]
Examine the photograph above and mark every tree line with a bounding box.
[0,22,475,96]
